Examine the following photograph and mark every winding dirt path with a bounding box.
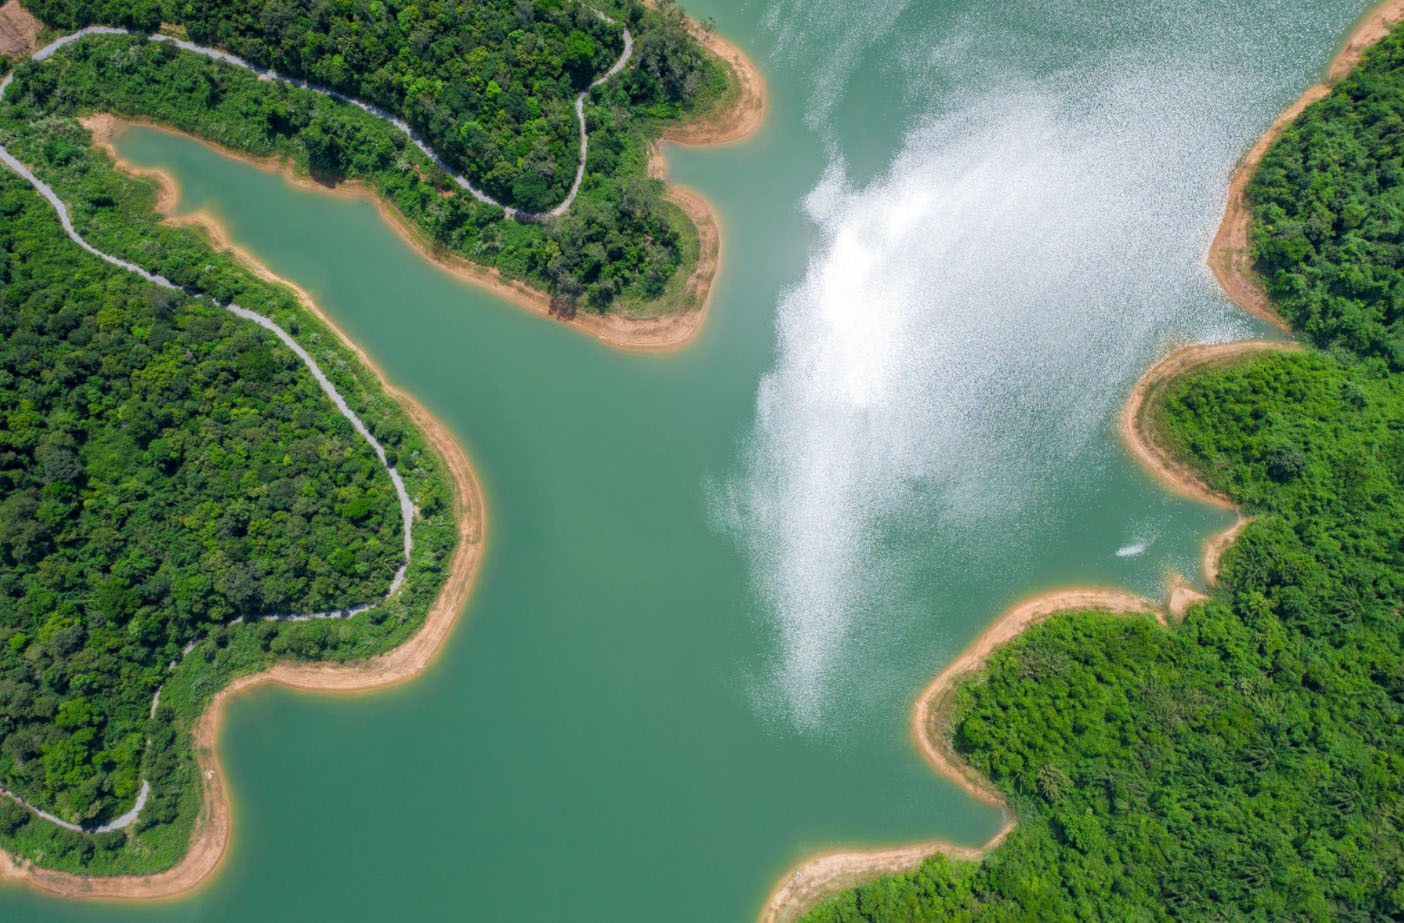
[22,14,633,220]
[757,0,1404,914]
[85,112,733,354]
[0,394,481,899]
[1208,0,1404,328]
[0,107,485,903]
[0,0,760,892]
[0,250,484,902]
[71,14,764,352]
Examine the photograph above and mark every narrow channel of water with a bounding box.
[0,0,1371,919]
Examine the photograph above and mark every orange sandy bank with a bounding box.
[757,349,1302,921]
[660,17,767,146]
[576,19,768,350]
[762,2,1402,917]
[760,340,1303,921]
[0,153,487,899]
[757,338,1279,922]
[759,591,1155,923]
[78,12,764,353]
[1119,340,1300,509]
[1208,0,1404,328]
[85,113,726,353]
[765,0,1396,917]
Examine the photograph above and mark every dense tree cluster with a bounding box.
[0,97,459,882]
[0,167,403,825]
[811,350,1404,921]
[1251,27,1404,367]
[804,25,1404,923]
[0,0,721,879]
[0,129,461,872]
[24,0,720,214]
[9,2,729,313]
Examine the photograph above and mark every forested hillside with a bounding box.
[13,0,733,315]
[26,0,713,212]
[1250,26,1404,366]
[0,170,401,823]
[800,21,1404,923]
[0,101,459,872]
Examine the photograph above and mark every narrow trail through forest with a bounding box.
[20,11,633,221]
[0,63,420,832]
[0,0,754,839]
[757,0,1404,917]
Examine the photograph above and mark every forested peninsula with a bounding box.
[772,8,1404,923]
[0,0,760,892]
[0,0,492,892]
[10,0,760,340]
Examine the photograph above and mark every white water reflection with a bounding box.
[725,0,1367,728]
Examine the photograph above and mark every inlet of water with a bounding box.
[0,0,1371,919]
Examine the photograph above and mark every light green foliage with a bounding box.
[803,21,1404,923]
[0,113,459,873]
[1250,26,1404,365]
[14,0,732,314]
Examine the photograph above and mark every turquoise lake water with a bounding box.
[0,0,1374,919]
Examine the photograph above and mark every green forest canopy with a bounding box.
[1250,25,1404,367]
[801,19,1404,923]
[14,0,732,316]
[0,167,401,824]
[0,91,458,873]
[0,0,728,879]
[27,0,708,212]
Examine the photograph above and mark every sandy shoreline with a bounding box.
[1208,0,1404,328]
[0,8,762,898]
[1119,340,1299,509]
[660,16,768,146]
[76,12,764,353]
[85,111,726,352]
[757,367,1276,922]
[0,130,487,898]
[0,9,763,896]
[756,2,1404,911]
[759,590,1155,923]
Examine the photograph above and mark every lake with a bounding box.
[0,0,1370,918]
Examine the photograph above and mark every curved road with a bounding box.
[0,0,631,843]
[0,34,454,827]
[21,12,633,221]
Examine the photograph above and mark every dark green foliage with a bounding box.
[15,0,731,313]
[808,853,983,923]
[1250,26,1404,366]
[168,0,620,212]
[0,0,714,882]
[0,167,401,825]
[804,25,1404,923]
[806,355,1404,922]
[26,0,710,213]
[0,105,460,872]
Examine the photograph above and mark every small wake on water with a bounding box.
[727,0,1364,731]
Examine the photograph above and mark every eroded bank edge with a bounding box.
[750,0,1404,912]
[1207,0,1404,329]
[0,140,487,902]
[66,7,766,352]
